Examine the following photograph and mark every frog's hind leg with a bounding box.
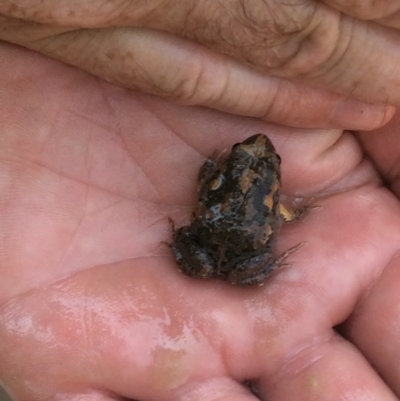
[235,242,306,286]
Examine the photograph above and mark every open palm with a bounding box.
[1,43,400,401]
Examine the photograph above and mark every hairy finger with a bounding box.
[0,20,393,129]
[1,0,400,111]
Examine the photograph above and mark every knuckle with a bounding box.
[325,0,400,20]
[274,14,343,78]
[164,59,228,105]
[246,2,308,62]
[124,51,211,103]
[208,0,345,80]
[238,0,315,35]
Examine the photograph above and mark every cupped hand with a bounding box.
[0,0,397,129]
[2,44,400,401]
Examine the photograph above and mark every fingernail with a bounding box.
[331,100,396,130]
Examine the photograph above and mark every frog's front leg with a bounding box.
[228,242,305,286]
[171,226,216,279]
[279,203,309,223]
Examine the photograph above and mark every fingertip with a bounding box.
[330,100,396,131]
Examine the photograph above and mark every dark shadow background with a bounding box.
[0,387,11,401]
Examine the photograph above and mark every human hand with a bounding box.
[0,0,397,130]
[1,44,400,400]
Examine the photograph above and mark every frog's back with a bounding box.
[192,140,282,255]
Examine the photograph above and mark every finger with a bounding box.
[179,4,400,108]
[356,114,400,198]
[0,22,393,130]
[174,378,261,401]
[2,1,400,109]
[340,256,400,396]
[320,0,400,29]
[257,334,398,400]
[47,392,123,401]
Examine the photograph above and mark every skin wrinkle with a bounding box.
[102,44,167,93]
[163,60,205,104]
[132,99,205,160]
[313,17,357,84]
[202,69,232,108]
[259,83,281,121]
[180,0,200,37]
[239,1,316,55]
[106,33,175,93]
[269,1,313,36]
[353,87,391,130]
[66,104,172,203]
[17,144,142,206]
[115,129,166,204]
[231,3,326,73]
[114,125,199,207]
[270,332,336,380]
[54,185,89,276]
[270,10,338,77]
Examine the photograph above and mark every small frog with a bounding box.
[170,134,305,286]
